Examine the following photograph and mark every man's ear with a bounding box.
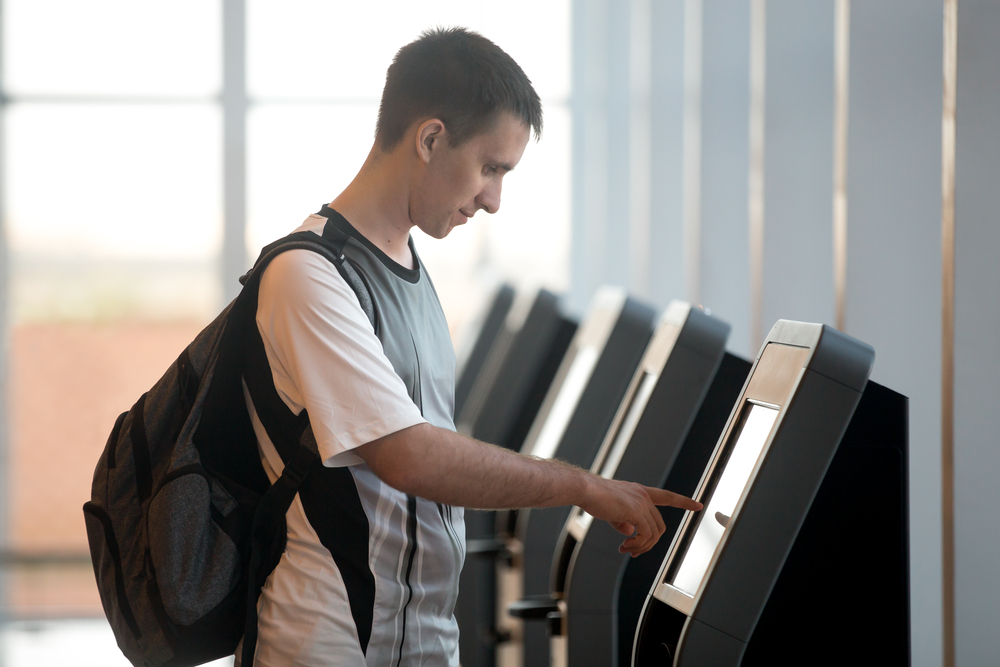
[416,119,447,164]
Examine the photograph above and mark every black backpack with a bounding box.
[83,221,377,667]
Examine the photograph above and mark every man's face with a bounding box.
[410,112,531,239]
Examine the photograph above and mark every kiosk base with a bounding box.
[458,509,502,667]
[633,597,686,665]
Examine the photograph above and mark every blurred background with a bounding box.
[1,1,998,666]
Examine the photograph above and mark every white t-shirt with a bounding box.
[239,213,464,666]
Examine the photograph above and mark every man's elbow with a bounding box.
[354,423,432,493]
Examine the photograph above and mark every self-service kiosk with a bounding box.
[544,304,751,667]
[455,283,515,419]
[455,288,577,667]
[501,286,658,667]
[632,320,908,666]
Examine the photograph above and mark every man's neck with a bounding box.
[330,146,415,269]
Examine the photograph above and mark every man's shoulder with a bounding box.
[258,243,358,315]
[290,213,328,236]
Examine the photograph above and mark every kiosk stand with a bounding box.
[632,321,907,666]
[613,352,752,667]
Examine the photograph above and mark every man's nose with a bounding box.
[477,181,502,215]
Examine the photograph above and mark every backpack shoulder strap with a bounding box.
[237,228,379,460]
[233,228,378,667]
[320,221,378,335]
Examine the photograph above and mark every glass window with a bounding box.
[4,0,221,97]
[248,0,569,101]
[7,104,222,260]
[3,1,224,637]
[1,619,233,666]
[0,3,572,662]
[4,103,222,623]
[6,103,222,322]
[247,103,379,253]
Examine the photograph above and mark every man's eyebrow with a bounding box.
[493,161,515,172]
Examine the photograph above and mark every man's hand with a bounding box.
[579,476,702,557]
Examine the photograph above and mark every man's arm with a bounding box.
[354,423,702,556]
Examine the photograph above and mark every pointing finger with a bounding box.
[647,487,702,511]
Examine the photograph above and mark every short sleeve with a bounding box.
[253,247,426,468]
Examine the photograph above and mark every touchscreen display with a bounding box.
[669,402,779,596]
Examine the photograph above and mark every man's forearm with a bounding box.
[356,422,592,510]
[356,422,702,557]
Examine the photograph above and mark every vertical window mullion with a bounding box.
[0,0,11,621]
[222,0,247,304]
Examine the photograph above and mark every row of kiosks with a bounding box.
[454,284,661,667]
[453,285,577,667]
[455,286,740,667]
[503,286,657,667]
[453,288,909,667]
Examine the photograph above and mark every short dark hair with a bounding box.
[375,27,543,151]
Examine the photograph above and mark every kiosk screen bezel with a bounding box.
[651,341,810,615]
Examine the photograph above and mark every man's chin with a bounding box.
[438,219,467,239]
[424,225,453,240]
[415,215,465,239]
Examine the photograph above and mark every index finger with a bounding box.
[646,486,703,511]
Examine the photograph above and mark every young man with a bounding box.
[239,28,700,666]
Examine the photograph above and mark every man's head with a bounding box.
[374,28,542,238]
[376,27,542,152]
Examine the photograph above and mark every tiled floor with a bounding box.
[1,618,234,666]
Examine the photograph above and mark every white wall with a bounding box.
[699,0,751,358]
[845,2,944,663]
[759,1,835,342]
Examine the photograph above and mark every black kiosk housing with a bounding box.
[456,287,577,451]
[633,321,909,666]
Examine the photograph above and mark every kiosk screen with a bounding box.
[669,402,779,596]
